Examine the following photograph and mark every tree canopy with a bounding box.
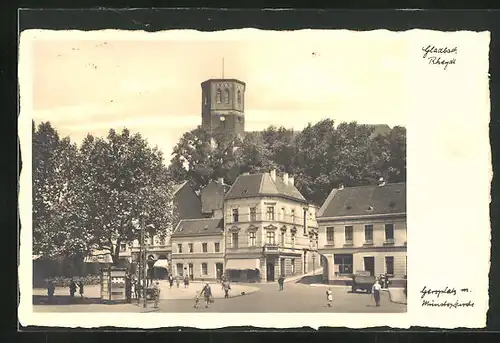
[168,120,406,205]
[32,123,177,264]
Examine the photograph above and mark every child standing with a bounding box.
[326,288,333,307]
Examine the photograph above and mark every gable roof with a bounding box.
[172,181,189,195]
[318,182,406,218]
[225,172,307,203]
[171,218,224,237]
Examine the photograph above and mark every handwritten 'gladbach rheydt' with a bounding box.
[421,45,458,70]
[420,286,475,309]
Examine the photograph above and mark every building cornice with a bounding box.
[317,212,406,222]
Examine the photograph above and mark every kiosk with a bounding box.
[100,267,128,303]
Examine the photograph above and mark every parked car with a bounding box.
[350,271,376,293]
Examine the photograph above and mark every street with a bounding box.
[33,281,406,313]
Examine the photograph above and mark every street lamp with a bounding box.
[139,211,154,308]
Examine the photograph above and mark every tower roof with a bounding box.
[201,79,246,87]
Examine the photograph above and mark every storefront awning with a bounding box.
[226,259,259,270]
[153,259,170,269]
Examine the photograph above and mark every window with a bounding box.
[237,90,241,104]
[249,231,256,247]
[202,263,208,275]
[231,232,239,248]
[224,89,230,103]
[120,243,127,251]
[266,231,276,245]
[334,254,353,275]
[281,231,286,245]
[266,206,275,221]
[385,224,395,242]
[326,227,334,244]
[232,208,239,223]
[216,89,222,103]
[291,259,295,274]
[291,209,295,222]
[281,208,286,221]
[291,231,296,246]
[344,226,353,244]
[188,243,193,253]
[250,207,257,221]
[385,256,394,275]
[214,242,220,252]
[202,243,208,253]
[177,244,183,253]
[365,225,374,242]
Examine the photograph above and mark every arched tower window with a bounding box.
[237,90,241,104]
[224,89,230,104]
[216,89,222,103]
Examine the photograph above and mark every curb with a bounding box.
[383,289,407,305]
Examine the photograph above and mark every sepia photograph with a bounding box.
[27,31,407,314]
[18,22,490,329]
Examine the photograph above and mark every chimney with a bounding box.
[218,177,224,185]
[270,169,276,182]
[283,173,289,185]
[338,183,344,190]
[289,176,294,186]
[378,177,386,187]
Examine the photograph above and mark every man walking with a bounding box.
[201,282,212,308]
[372,279,382,307]
[277,275,285,291]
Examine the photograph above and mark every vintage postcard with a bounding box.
[18,28,491,329]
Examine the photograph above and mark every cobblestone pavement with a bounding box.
[33,281,406,313]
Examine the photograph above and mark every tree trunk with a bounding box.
[112,239,121,266]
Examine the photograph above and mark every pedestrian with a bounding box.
[131,279,136,300]
[47,278,55,303]
[184,275,190,288]
[278,275,285,291]
[69,278,77,298]
[176,276,180,288]
[326,288,333,307]
[201,282,212,308]
[193,292,200,309]
[169,274,174,289]
[372,279,382,307]
[222,280,231,299]
[78,280,84,298]
[153,281,160,308]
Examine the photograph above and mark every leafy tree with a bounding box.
[169,126,241,193]
[76,129,176,264]
[32,122,84,259]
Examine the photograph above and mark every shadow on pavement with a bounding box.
[294,274,323,285]
[33,295,105,305]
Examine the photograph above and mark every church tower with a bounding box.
[201,78,246,137]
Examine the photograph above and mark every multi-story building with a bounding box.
[317,180,407,286]
[118,181,202,277]
[223,169,319,282]
[170,218,225,281]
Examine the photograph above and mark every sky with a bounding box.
[29,30,406,163]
